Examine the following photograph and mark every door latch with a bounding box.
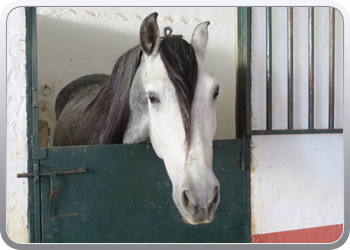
[18,167,87,217]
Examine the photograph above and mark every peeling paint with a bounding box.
[38,119,51,148]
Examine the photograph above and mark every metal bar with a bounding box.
[25,7,35,243]
[236,8,252,242]
[236,7,252,138]
[287,7,294,129]
[25,7,41,243]
[49,173,59,217]
[308,7,315,129]
[329,7,335,129]
[17,168,87,178]
[241,135,252,242]
[249,128,343,135]
[33,160,41,243]
[266,7,273,130]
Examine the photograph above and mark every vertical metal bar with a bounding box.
[25,7,35,243]
[33,161,41,243]
[236,7,252,138]
[236,8,252,241]
[241,134,252,242]
[308,7,315,129]
[329,7,335,129]
[32,7,42,243]
[287,7,294,130]
[266,7,273,130]
[26,7,41,243]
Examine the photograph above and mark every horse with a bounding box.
[53,12,220,225]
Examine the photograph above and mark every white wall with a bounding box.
[6,7,29,243]
[36,7,237,147]
[251,134,344,234]
[251,7,344,236]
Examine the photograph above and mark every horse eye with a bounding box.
[213,87,220,99]
[148,94,160,104]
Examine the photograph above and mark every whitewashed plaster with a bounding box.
[251,134,344,234]
[251,7,344,235]
[36,7,237,147]
[6,7,29,243]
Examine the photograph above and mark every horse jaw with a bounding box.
[123,58,150,144]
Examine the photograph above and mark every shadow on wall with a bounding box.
[37,14,236,147]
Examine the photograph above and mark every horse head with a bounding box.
[132,12,220,225]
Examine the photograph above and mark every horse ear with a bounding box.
[191,21,210,61]
[140,12,160,55]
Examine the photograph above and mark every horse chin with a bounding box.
[175,199,217,225]
[181,214,214,225]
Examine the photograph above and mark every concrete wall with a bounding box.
[250,7,344,243]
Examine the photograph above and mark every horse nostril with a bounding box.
[182,190,190,208]
[212,186,219,205]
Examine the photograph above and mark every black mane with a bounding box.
[99,45,142,144]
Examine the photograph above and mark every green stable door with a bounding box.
[38,140,249,243]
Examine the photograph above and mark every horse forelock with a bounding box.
[158,35,198,151]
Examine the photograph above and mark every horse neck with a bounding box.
[123,58,150,144]
[99,45,142,144]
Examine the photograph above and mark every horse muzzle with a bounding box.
[176,185,220,225]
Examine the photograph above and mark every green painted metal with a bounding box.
[329,7,335,129]
[248,7,342,136]
[266,7,272,130]
[48,172,59,217]
[39,140,246,243]
[241,135,251,243]
[17,167,87,178]
[250,128,343,135]
[236,7,252,138]
[25,7,41,243]
[308,7,315,129]
[236,7,252,243]
[287,7,294,130]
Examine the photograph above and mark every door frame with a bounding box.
[236,7,252,242]
[25,7,253,243]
